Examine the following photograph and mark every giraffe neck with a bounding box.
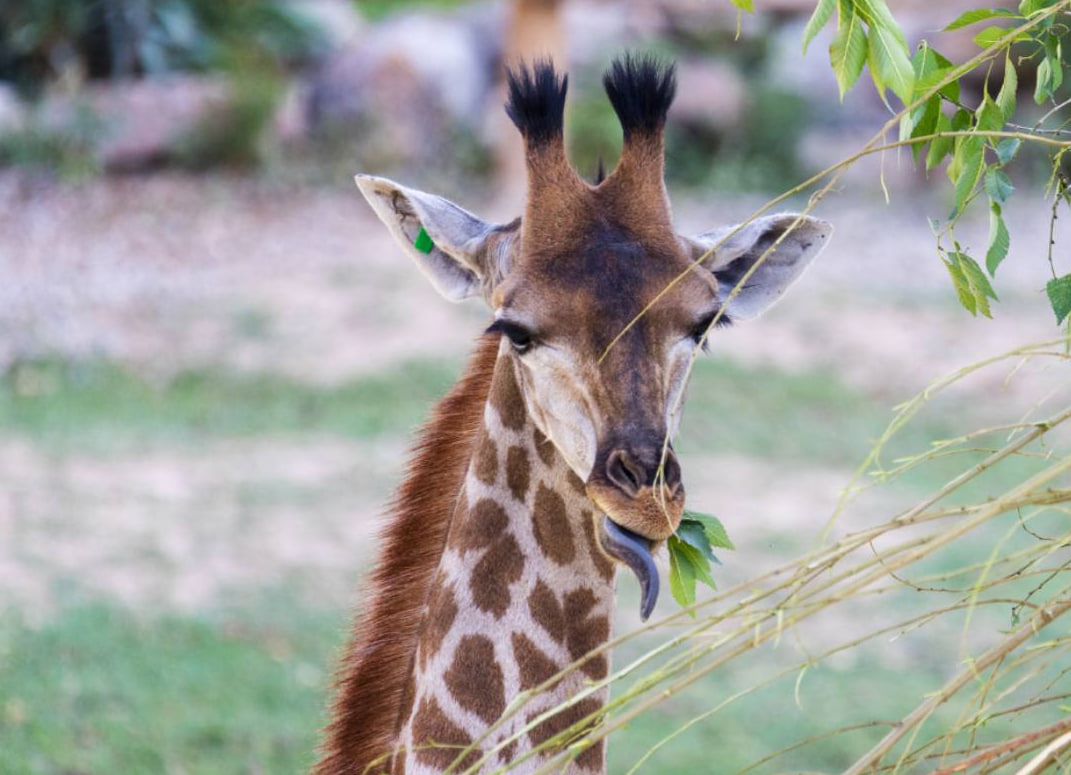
[396,343,617,775]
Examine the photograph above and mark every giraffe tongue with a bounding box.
[600,516,659,622]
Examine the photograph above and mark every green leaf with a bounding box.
[830,1,868,99]
[972,25,1026,47]
[1045,36,1063,92]
[1020,0,1059,15]
[675,540,717,589]
[995,137,1021,164]
[948,251,997,317]
[985,203,1010,276]
[867,20,915,103]
[976,95,1004,134]
[945,255,977,315]
[912,44,960,102]
[1046,275,1071,324]
[675,522,716,564]
[909,96,940,160]
[682,510,735,551]
[997,54,1018,121]
[668,537,698,610]
[959,252,998,300]
[728,0,755,11]
[985,168,1014,204]
[803,0,838,53]
[927,113,954,170]
[854,0,903,34]
[953,136,985,214]
[1035,57,1053,104]
[945,8,1018,30]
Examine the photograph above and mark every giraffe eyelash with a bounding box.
[486,319,537,354]
[690,310,732,351]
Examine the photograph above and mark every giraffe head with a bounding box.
[357,55,831,616]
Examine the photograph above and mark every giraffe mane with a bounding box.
[314,334,501,775]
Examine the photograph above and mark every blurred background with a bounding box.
[1,1,1070,773]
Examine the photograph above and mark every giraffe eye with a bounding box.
[486,320,536,354]
[689,310,731,350]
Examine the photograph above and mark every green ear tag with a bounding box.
[413,227,434,254]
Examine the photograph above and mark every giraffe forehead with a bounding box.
[503,254,715,350]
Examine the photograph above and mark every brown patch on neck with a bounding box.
[314,334,500,775]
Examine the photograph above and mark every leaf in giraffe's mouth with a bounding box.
[599,516,659,621]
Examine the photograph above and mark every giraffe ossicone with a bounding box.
[316,54,832,775]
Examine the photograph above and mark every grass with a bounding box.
[0,598,339,775]
[354,0,469,22]
[4,349,1056,774]
[0,594,982,775]
[0,353,956,466]
[0,358,460,450]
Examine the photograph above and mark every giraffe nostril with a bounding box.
[606,449,646,498]
[661,451,682,497]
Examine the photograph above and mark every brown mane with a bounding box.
[314,334,501,775]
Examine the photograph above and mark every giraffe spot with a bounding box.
[471,533,525,618]
[445,635,506,724]
[564,587,598,621]
[580,510,616,581]
[528,579,565,644]
[566,469,588,497]
[474,435,498,486]
[490,362,527,431]
[453,498,508,553]
[512,631,561,691]
[420,575,458,671]
[499,738,518,764]
[412,696,482,771]
[533,427,556,467]
[506,445,531,503]
[563,588,610,680]
[391,748,405,775]
[533,484,575,565]
[567,615,610,680]
[526,697,603,758]
[576,739,605,771]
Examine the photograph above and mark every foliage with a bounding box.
[171,67,282,169]
[0,105,100,178]
[666,511,734,610]
[354,0,470,22]
[0,601,334,774]
[0,0,324,98]
[475,336,1071,775]
[798,0,1071,326]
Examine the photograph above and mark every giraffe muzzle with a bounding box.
[600,516,659,621]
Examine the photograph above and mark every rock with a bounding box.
[39,76,231,169]
[309,10,494,131]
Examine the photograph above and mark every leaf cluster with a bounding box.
[666,510,734,611]
[802,0,1071,325]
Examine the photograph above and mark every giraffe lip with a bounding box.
[600,516,659,622]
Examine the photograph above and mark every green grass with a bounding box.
[0,358,460,449]
[0,599,339,775]
[354,0,468,21]
[1,352,1044,504]
[5,592,1060,775]
[0,355,941,462]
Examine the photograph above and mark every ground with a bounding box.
[1,170,1069,774]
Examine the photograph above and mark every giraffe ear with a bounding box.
[681,214,833,321]
[356,174,518,303]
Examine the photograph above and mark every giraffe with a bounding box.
[315,55,832,775]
